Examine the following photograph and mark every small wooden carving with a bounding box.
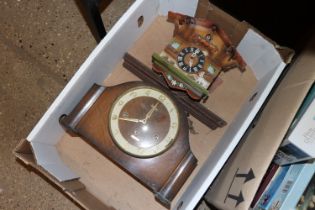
[59,82,197,208]
[152,11,246,100]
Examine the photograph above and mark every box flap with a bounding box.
[205,36,315,210]
[41,163,79,182]
[14,139,113,210]
[196,0,294,63]
[14,138,33,155]
[30,141,79,181]
[196,0,248,45]
[158,0,199,17]
[237,29,283,80]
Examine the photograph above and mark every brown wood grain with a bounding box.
[59,82,197,208]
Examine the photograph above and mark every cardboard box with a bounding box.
[14,0,292,209]
[204,35,315,210]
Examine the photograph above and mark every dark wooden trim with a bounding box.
[123,53,227,130]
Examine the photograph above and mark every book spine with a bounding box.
[274,143,311,165]
[251,164,279,208]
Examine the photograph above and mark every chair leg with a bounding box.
[76,0,107,42]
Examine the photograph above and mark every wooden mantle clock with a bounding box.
[59,82,197,208]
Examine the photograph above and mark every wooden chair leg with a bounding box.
[76,0,107,42]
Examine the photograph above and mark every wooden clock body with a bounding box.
[59,82,197,208]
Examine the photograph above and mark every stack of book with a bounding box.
[274,84,315,165]
[252,83,315,210]
[252,161,315,210]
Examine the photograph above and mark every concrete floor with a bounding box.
[0,0,133,209]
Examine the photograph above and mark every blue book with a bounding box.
[254,166,290,210]
[276,161,315,210]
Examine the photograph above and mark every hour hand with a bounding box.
[119,117,144,124]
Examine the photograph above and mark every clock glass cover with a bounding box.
[109,86,180,158]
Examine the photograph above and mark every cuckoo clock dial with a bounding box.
[177,47,205,73]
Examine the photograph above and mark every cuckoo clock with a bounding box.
[152,11,246,100]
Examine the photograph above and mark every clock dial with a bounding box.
[109,86,179,158]
[177,47,205,73]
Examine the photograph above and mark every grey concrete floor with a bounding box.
[0,0,133,209]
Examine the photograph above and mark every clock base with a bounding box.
[155,152,197,208]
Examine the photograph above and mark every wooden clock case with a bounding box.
[152,11,247,100]
[59,81,197,207]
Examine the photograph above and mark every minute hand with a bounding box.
[119,117,145,124]
[143,102,159,123]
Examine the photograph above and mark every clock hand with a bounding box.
[119,117,145,124]
[143,102,159,124]
[189,59,194,67]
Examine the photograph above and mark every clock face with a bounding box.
[177,47,205,73]
[109,86,180,158]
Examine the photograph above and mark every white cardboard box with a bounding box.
[14,0,292,209]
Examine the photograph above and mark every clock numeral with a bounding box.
[130,91,137,97]
[154,134,159,141]
[118,100,124,106]
[159,95,166,101]
[145,90,151,96]
[122,111,129,117]
[177,56,183,61]
[178,61,184,67]
[198,64,203,68]
[112,115,118,120]
[171,122,177,128]
[165,138,174,148]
